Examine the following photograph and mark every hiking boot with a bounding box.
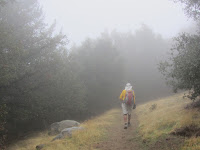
[124,123,128,129]
[128,122,131,127]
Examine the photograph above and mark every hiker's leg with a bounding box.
[123,114,128,129]
[122,103,128,129]
[123,114,128,123]
[128,114,131,123]
[121,103,128,120]
[127,105,132,126]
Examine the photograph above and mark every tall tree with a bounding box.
[0,0,87,146]
[111,26,172,102]
[159,0,200,100]
[69,34,125,113]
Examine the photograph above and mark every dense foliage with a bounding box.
[159,0,200,100]
[0,0,87,147]
[69,36,125,113]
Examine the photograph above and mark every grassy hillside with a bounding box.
[8,93,200,150]
[136,93,200,150]
[8,109,120,150]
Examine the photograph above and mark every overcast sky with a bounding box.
[40,0,193,46]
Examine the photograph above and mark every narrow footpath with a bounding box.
[93,108,185,150]
[93,111,143,150]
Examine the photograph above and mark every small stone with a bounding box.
[36,144,45,150]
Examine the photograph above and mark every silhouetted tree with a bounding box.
[69,34,125,113]
[111,25,172,102]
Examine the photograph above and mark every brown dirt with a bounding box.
[93,110,143,150]
[93,110,185,150]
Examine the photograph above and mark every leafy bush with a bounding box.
[159,0,200,100]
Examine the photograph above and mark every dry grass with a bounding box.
[8,109,120,150]
[136,93,200,149]
[8,93,200,150]
[182,137,200,150]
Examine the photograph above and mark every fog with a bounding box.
[40,0,193,45]
[38,0,194,102]
[70,25,173,106]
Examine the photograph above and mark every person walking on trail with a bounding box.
[119,83,136,129]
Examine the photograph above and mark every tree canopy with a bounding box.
[174,0,200,20]
[159,0,200,100]
[0,0,86,147]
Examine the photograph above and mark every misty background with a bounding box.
[40,0,193,45]
[0,0,196,146]
[39,0,194,102]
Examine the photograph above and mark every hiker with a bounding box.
[119,83,136,129]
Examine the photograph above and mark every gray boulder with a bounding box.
[61,126,84,137]
[52,126,84,141]
[36,144,45,150]
[51,133,63,141]
[49,120,80,135]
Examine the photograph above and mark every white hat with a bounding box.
[125,83,132,91]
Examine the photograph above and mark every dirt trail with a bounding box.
[93,110,185,150]
[94,111,143,150]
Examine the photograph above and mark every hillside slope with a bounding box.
[136,93,200,150]
[8,93,200,150]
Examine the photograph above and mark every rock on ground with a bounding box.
[52,126,84,141]
[36,144,45,150]
[49,120,80,135]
